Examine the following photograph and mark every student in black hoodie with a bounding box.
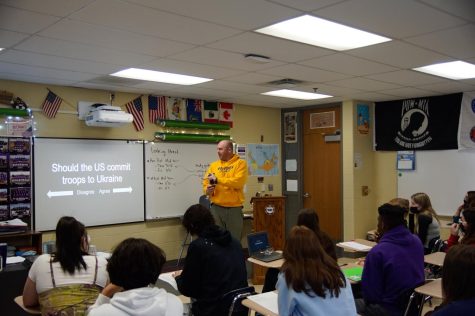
[175,204,248,316]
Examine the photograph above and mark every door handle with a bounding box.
[303,192,310,198]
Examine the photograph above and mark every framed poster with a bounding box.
[284,112,297,143]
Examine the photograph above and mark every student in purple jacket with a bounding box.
[356,203,425,316]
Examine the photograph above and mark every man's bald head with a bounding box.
[217,140,233,161]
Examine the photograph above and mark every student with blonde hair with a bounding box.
[410,192,440,254]
[277,226,356,315]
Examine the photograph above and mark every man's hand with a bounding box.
[208,173,217,185]
[206,185,215,195]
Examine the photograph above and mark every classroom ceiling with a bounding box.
[0,0,474,108]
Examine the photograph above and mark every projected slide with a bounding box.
[34,138,144,231]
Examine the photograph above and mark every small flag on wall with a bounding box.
[125,97,144,131]
[148,95,167,123]
[186,99,202,122]
[203,101,219,123]
[219,102,234,127]
[167,97,187,121]
[42,91,63,118]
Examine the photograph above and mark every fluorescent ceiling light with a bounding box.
[262,89,332,100]
[413,61,475,80]
[110,68,213,85]
[255,15,391,51]
[0,48,4,51]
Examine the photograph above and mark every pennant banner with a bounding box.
[458,91,475,149]
[167,97,186,121]
[375,93,463,150]
[203,101,218,123]
[125,97,144,131]
[186,99,202,122]
[219,102,233,127]
[42,91,63,119]
[148,95,166,123]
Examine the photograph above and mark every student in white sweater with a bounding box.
[88,238,183,316]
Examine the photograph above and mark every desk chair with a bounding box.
[221,286,256,316]
[14,296,41,315]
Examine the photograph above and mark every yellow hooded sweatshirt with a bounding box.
[203,154,248,207]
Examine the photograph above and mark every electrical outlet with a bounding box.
[362,185,369,196]
[268,184,273,191]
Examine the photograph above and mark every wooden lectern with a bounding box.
[251,196,286,284]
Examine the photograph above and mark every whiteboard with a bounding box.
[145,142,216,219]
[398,149,475,216]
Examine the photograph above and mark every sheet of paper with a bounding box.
[158,272,178,291]
[337,241,372,251]
[248,291,278,314]
[6,256,26,264]
[286,179,298,192]
[285,159,297,172]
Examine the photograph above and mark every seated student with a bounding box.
[22,216,108,315]
[356,203,424,316]
[174,204,248,316]
[277,226,356,316]
[447,207,475,249]
[452,190,475,222]
[88,238,183,316]
[431,245,475,315]
[262,208,336,292]
[372,198,410,242]
[410,192,441,254]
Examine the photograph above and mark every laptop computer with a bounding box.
[247,231,283,262]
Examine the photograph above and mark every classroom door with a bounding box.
[303,106,342,240]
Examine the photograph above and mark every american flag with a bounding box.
[42,91,63,118]
[125,97,144,131]
[148,95,167,123]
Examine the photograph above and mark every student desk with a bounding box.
[247,251,284,269]
[242,291,279,316]
[336,239,376,252]
[14,296,41,314]
[424,252,445,266]
[415,278,443,299]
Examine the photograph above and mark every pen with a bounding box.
[339,263,348,267]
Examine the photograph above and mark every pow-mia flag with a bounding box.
[375,93,462,150]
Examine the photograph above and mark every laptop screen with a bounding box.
[247,231,270,255]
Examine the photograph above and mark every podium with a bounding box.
[250,196,285,284]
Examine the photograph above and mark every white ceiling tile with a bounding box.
[258,64,349,82]
[0,0,95,16]
[69,0,241,45]
[0,5,60,34]
[223,72,282,84]
[299,53,398,76]
[419,0,475,22]
[406,24,475,60]
[329,77,402,91]
[0,72,77,86]
[15,36,156,66]
[314,0,466,38]
[198,80,269,94]
[377,87,438,99]
[165,86,244,100]
[301,83,363,97]
[350,91,399,102]
[127,0,300,30]
[0,30,30,48]
[418,81,475,94]
[0,50,121,74]
[143,58,244,79]
[0,61,97,82]
[39,20,194,57]
[269,0,345,12]
[347,41,450,68]
[207,32,333,63]
[366,70,446,86]
[170,47,286,71]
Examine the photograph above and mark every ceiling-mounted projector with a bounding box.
[85,104,133,127]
